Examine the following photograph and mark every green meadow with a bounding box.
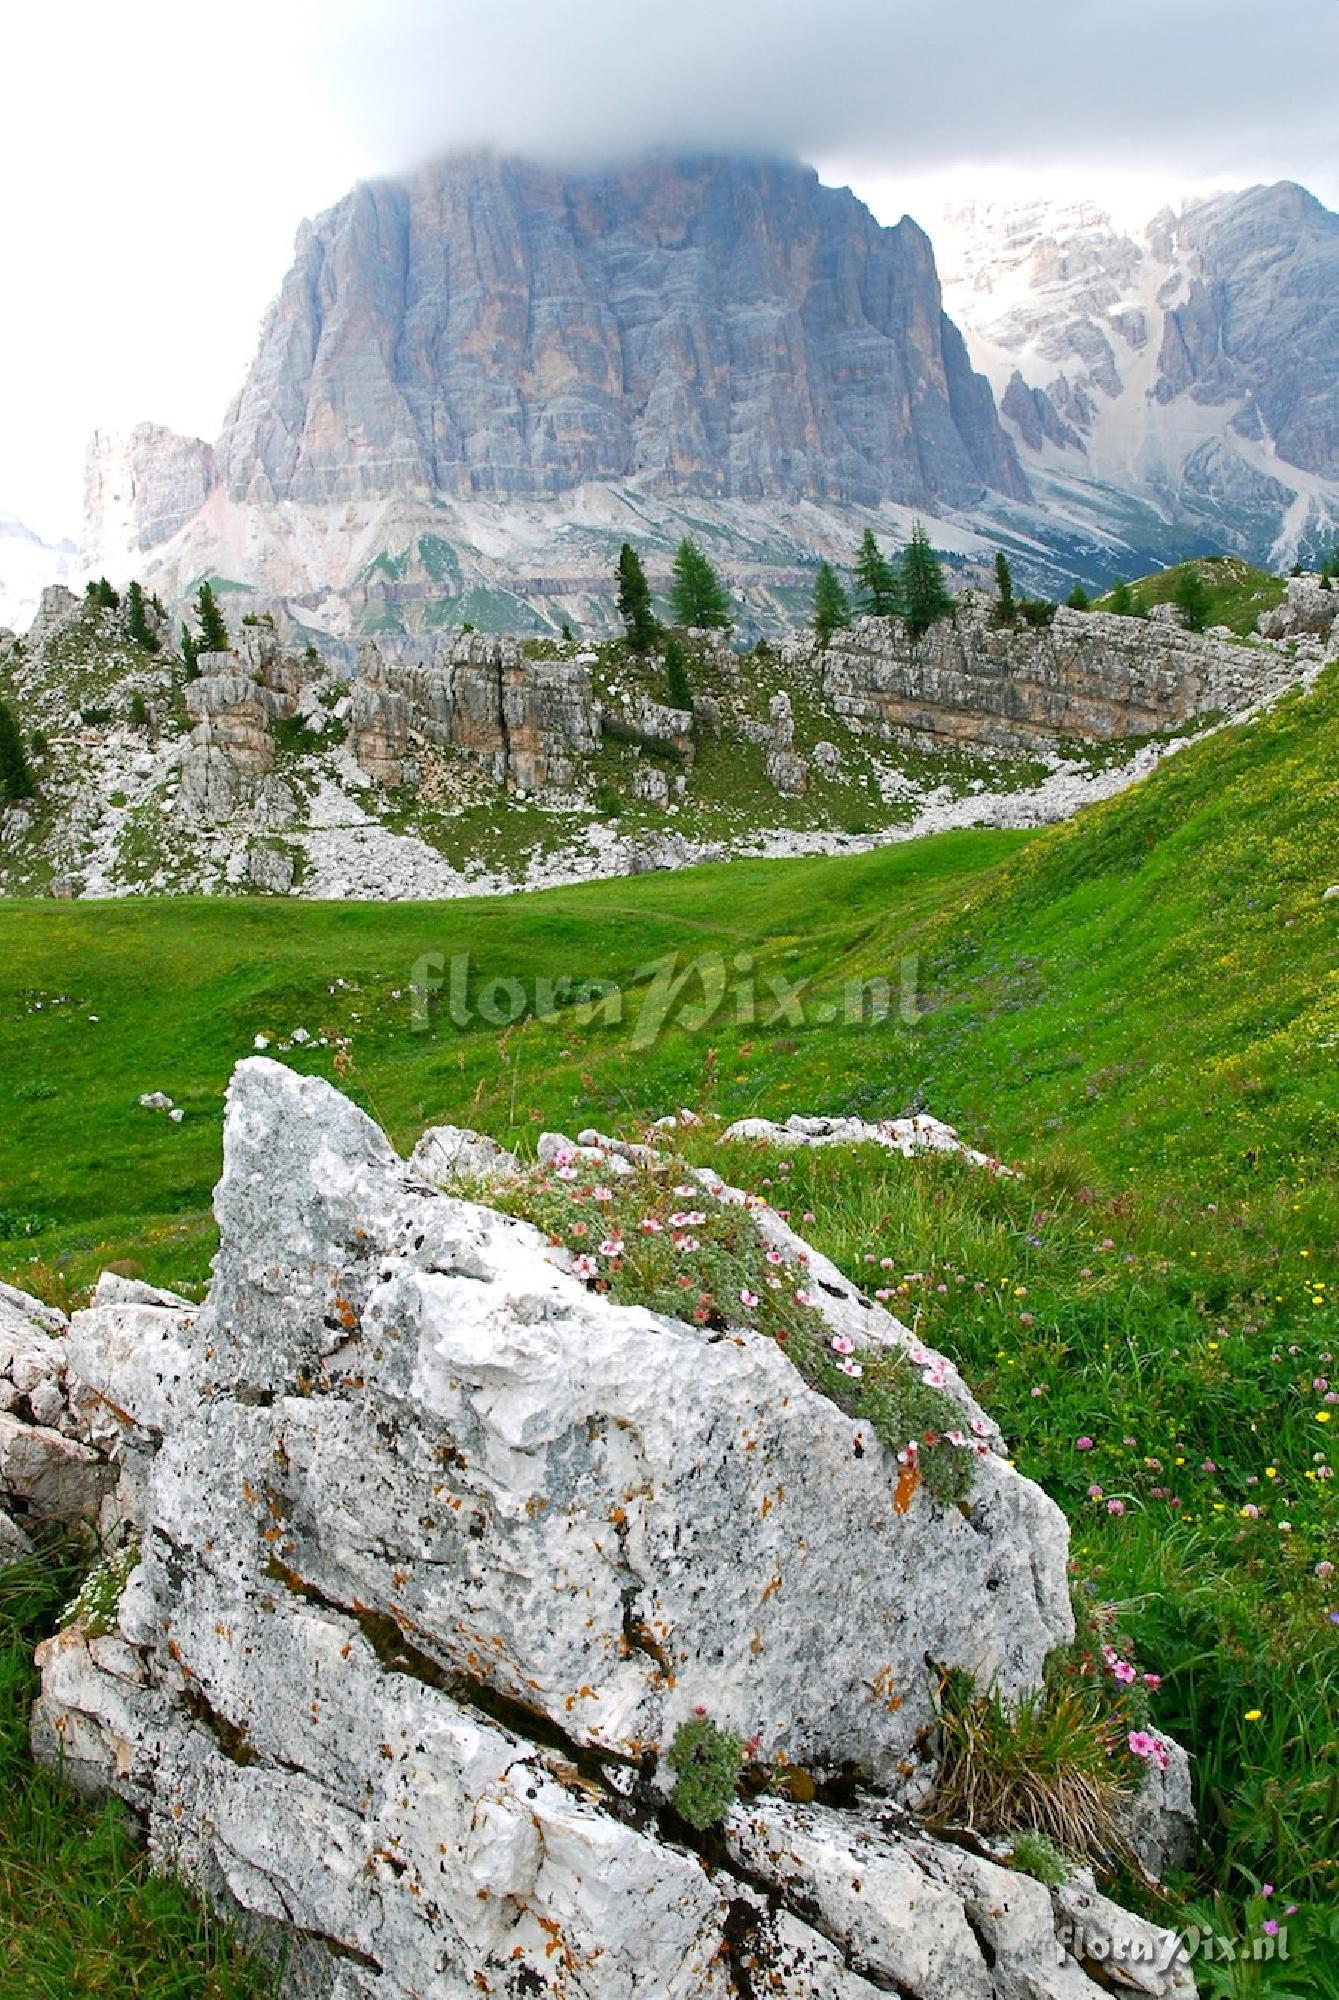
[1,664,1337,1990]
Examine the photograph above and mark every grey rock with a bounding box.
[407,1125,520,1185]
[32,1059,1192,1999]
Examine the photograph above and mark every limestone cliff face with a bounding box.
[214,152,1028,514]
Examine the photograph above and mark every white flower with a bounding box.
[253,1033,270,1050]
[739,1288,759,1309]
[840,1358,863,1378]
[591,1186,614,1204]
[673,1233,700,1254]
[572,1254,598,1281]
[555,1165,579,1182]
[639,1217,664,1234]
[599,1238,625,1258]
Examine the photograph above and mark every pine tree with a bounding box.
[853,530,900,617]
[125,579,160,653]
[900,523,954,640]
[95,576,120,610]
[664,636,694,711]
[616,544,658,651]
[194,580,231,655]
[0,698,35,803]
[181,624,200,679]
[1108,576,1133,616]
[1173,565,1211,633]
[812,562,852,645]
[669,539,731,630]
[990,550,1017,628]
[1065,582,1091,611]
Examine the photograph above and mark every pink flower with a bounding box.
[1262,1883,1274,1898]
[1262,1920,1279,1937]
[1107,1499,1126,1517]
[1143,1673,1162,1689]
[739,1288,759,1310]
[765,1248,785,1266]
[571,1254,598,1281]
[639,1217,663,1234]
[1088,1484,1104,1500]
[1127,1730,1157,1760]
[970,1418,994,1439]
[802,1211,816,1223]
[1112,1660,1136,1682]
[673,1234,700,1254]
[840,1358,863,1378]
[831,1335,855,1355]
[794,1289,813,1307]
[599,1238,625,1258]
[1076,1437,1094,1452]
[921,1364,949,1389]
[673,1183,695,1196]
[591,1186,614,1204]
[554,1164,579,1182]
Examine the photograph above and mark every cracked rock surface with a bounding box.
[32,1059,1192,1998]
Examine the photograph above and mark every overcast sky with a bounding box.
[5,0,1336,541]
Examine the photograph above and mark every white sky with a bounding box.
[4,0,1336,542]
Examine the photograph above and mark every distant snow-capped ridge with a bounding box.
[0,512,80,633]
[935,181,1339,566]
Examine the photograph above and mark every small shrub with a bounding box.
[1017,598,1057,630]
[127,690,149,729]
[592,783,626,818]
[669,1716,744,1829]
[79,705,114,727]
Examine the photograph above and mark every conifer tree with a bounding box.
[669,539,732,630]
[664,636,694,711]
[1173,565,1211,633]
[900,523,954,640]
[181,624,200,679]
[0,698,35,803]
[990,550,1017,628]
[1108,576,1134,616]
[1065,582,1091,610]
[194,580,230,655]
[616,543,658,651]
[853,530,900,617]
[125,579,160,652]
[812,561,852,645]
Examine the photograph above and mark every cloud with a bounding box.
[315,0,1339,195]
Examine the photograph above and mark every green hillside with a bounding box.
[1092,555,1287,635]
[2,665,1338,1984]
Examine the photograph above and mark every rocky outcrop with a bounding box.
[0,1281,110,1548]
[179,628,304,819]
[351,631,600,792]
[810,603,1285,751]
[1257,575,1339,642]
[29,1059,1194,1998]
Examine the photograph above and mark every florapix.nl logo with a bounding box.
[408,949,924,1049]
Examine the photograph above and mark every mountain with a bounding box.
[83,152,1038,635]
[0,513,79,633]
[935,181,1339,569]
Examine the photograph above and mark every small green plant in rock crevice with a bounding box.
[668,1715,744,1830]
[1008,1829,1073,1886]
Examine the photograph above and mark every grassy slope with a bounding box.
[1092,556,1287,636]
[2,667,1338,1983]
